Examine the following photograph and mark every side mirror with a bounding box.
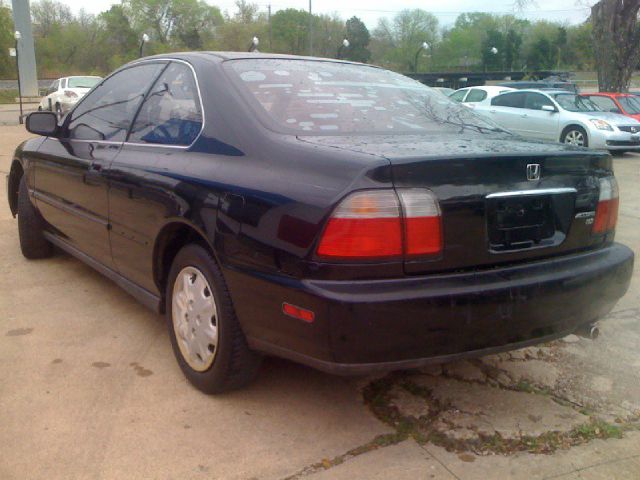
[25,111,58,137]
[541,105,557,113]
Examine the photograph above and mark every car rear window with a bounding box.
[225,59,504,136]
[67,76,101,88]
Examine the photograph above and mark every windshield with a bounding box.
[618,96,640,114]
[67,76,101,88]
[553,93,601,112]
[226,59,506,136]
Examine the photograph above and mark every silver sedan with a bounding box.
[474,89,640,152]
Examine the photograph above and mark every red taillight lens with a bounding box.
[398,189,442,256]
[317,189,442,260]
[282,303,315,323]
[317,191,402,258]
[593,177,619,234]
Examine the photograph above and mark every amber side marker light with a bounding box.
[282,303,315,323]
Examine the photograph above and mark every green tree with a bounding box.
[0,1,15,78]
[481,29,504,71]
[371,9,438,71]
[271,8,314,55]
[504,29,522,71]
[344,16,370,63]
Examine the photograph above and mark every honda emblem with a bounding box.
[527,164,541,181]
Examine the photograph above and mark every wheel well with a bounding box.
[560,124,587,141]
[153,222,213,301]
[8,160,24,217]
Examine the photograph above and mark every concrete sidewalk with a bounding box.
[0,125,639,479]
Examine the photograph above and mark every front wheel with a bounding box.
[17,176,53,259]
[561,126,589,148]
[55,103,63,121]
[166,244,262,394]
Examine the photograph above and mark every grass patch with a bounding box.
[0,89,19,104]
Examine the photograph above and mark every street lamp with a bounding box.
[248,36,259,52]
[139,33,150,58]
[337,38,349,59]
[414,41,429,73]
[14,30,23,124]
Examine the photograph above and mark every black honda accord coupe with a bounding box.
[7,52,634,393]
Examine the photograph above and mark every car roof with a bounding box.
[128,51,374,68]
[582,92,634,97]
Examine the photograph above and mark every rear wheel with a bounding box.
[17,176,53,259]
[166,244,262,394]
[561,126,589,147]
[55,103,62,121]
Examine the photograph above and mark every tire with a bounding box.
[37,106,42,111]
[17,176,53,259]
[166,243,262,394]
[55,103,62,121]
[561,126,589,148]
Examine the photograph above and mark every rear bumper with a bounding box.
[228,243,634,375]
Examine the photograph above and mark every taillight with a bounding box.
[317,189,442,260]
[593,177,619,234]
[64,90,78,98]
[317,190,402,258]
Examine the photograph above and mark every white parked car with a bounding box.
[448,86,515,109]
[474,89,640,152]
[38,76,102,118]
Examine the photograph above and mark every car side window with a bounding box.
[127,62,203,146]
[491,92,525,108]
[524,93,555,110]
[587,96,621,113]
[465,89,487,103]
[449,90,467,102]
[65,63,164,142]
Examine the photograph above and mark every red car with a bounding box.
[581,92,640,122]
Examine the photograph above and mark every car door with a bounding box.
[32,62,165,267]
[107,61,205,292]
[520,92,560,141]
[486,92,526,135]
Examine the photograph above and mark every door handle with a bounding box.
[489,110,497,114]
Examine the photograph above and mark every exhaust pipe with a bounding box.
[575,323,600,340]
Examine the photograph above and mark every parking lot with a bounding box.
[1,124,640,479]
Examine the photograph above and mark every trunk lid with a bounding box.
[299,134,612,274]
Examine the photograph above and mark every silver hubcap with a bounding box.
[172,266,218,372]
[565,130,585,146]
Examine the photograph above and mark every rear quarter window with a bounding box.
[491,92,526,108]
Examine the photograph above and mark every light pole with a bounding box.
[337,38,349,59]
[490,46,498,72]
[139,33,149,58]
[414,41,429,73]
[14,30,23,124]
[248,36,259,52]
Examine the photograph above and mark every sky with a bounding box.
[57,0,594,28]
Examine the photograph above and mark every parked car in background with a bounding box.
[38,76,102,118]
[474,89,640,152]
[581,93,640,122]
[432,87,455,96]
[449,85,515,108]
[498,79,578,93]
[8,53,633,393]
